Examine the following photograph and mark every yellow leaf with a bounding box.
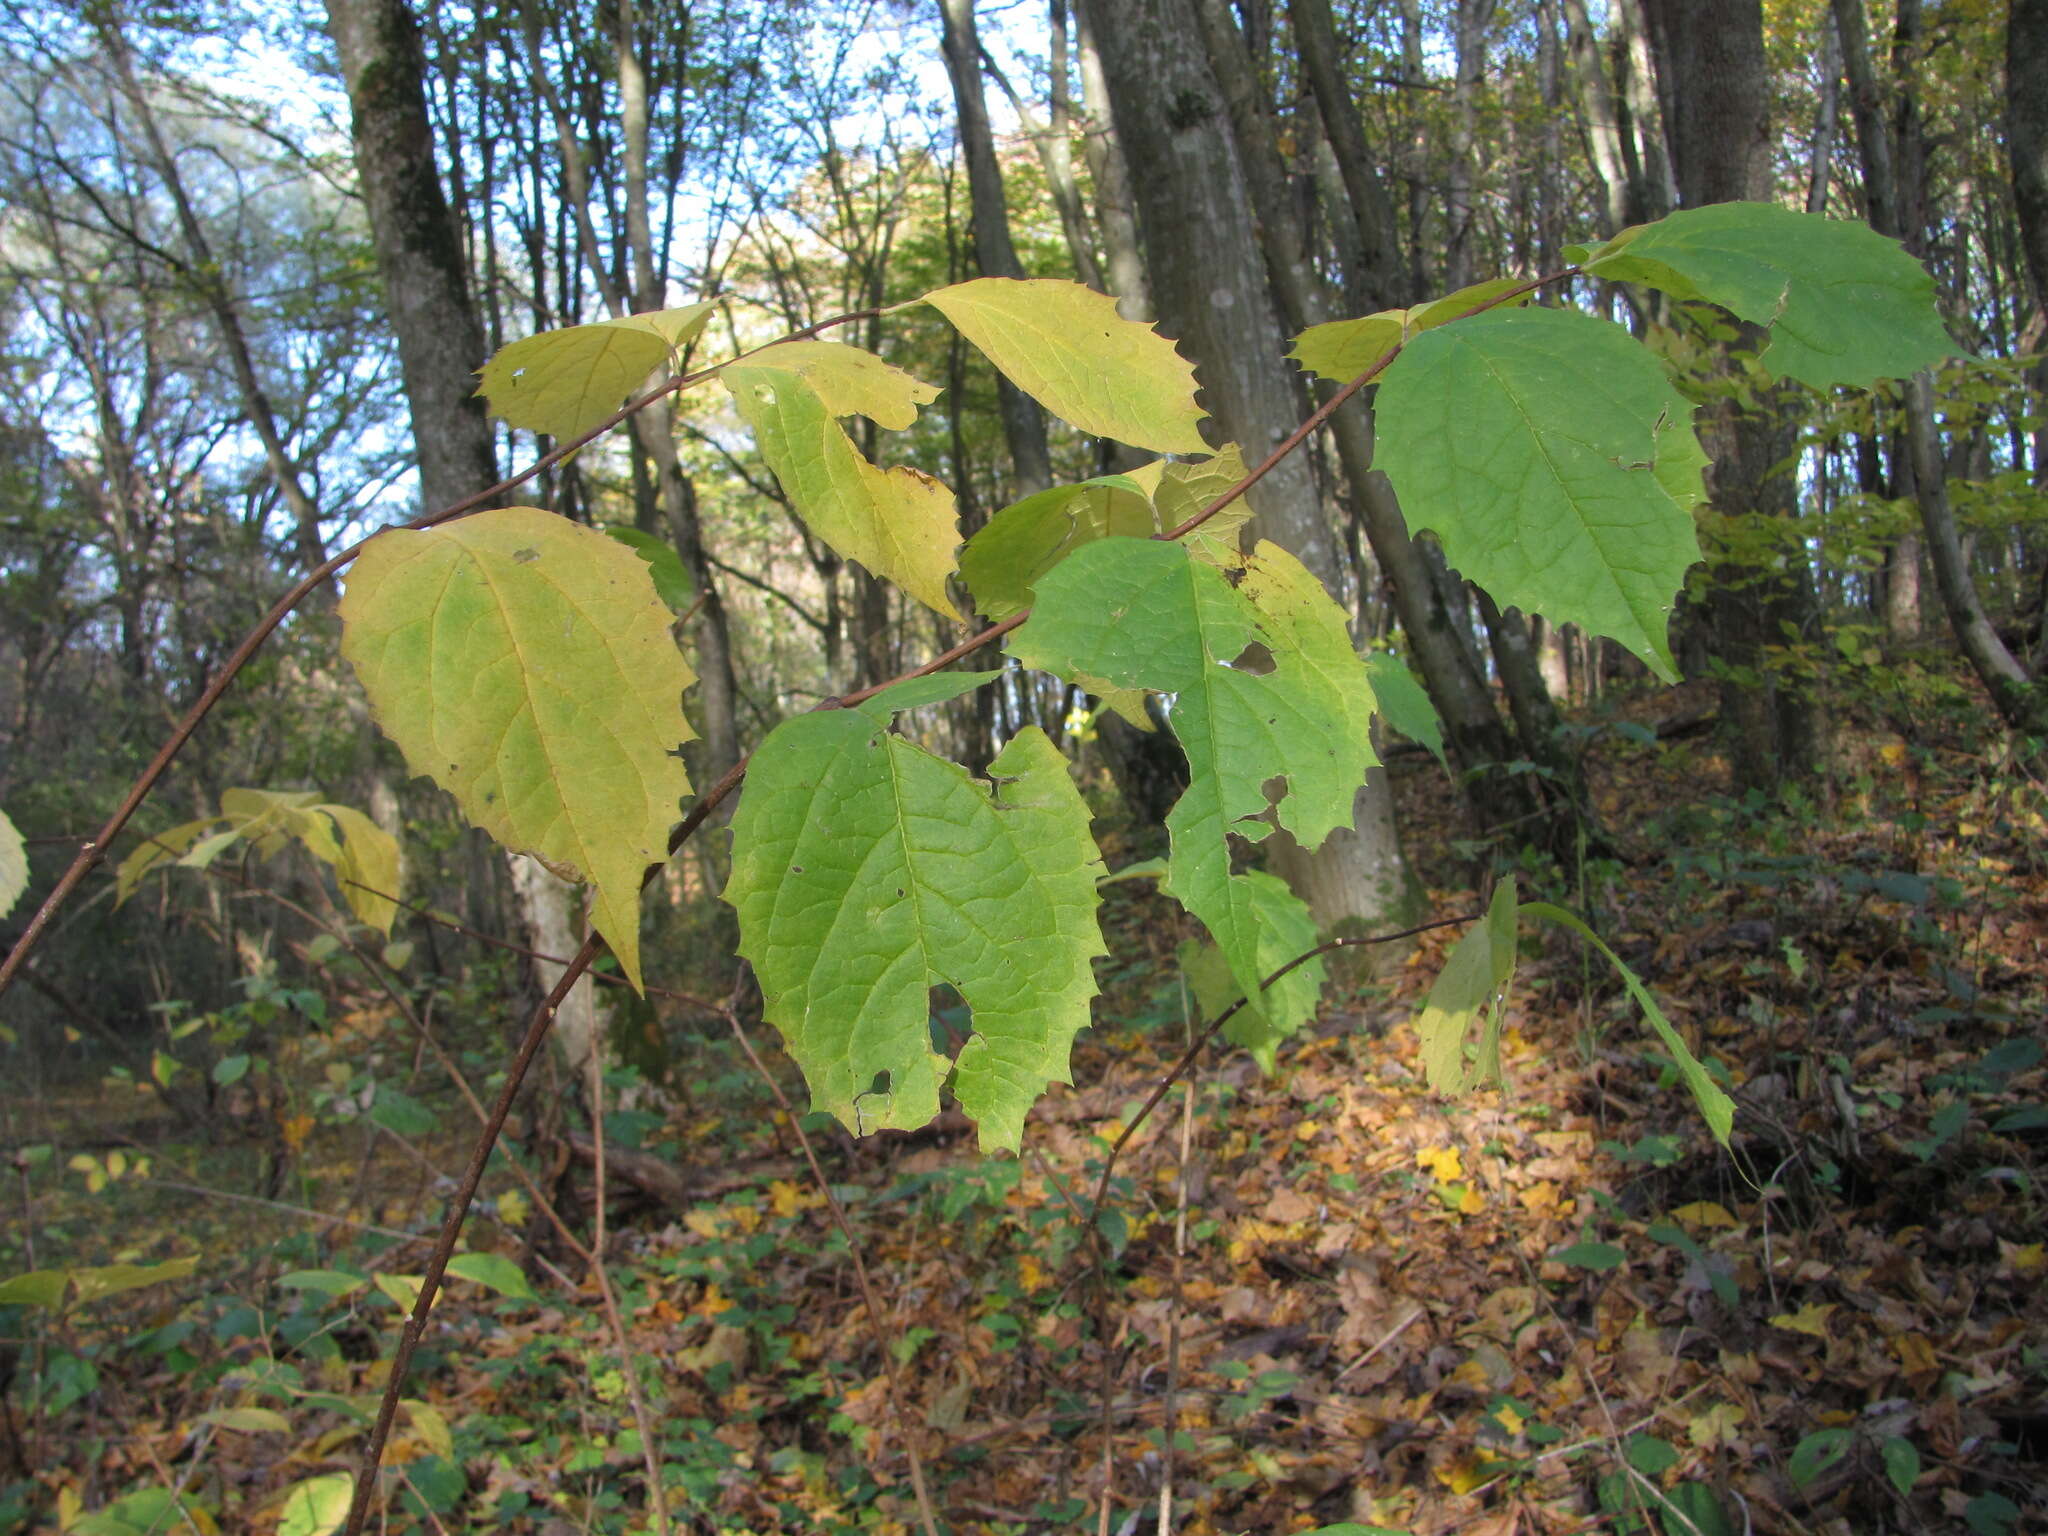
[2002,1241,2044,1277]
[743,340,939,430]
[1434,1449,1498,1495]
[58,1485,83,1529]
[1879,741,1907,766]
[768,1179,814,1218]
[920,277,1209,454]
[1892,1331,1938,1374]
[495,1188,531,1232]
[339,507,696,991]
[280,1114,315,1152]
[318,803,401,936]
[402,1399,454,1459]
[1519,1180,1560,1213]
[477,302,716,442]
[1769,1302,1836,1338]
[1493,1401,1527,1436]
[1689,1401,1745,1447]
[1016,1253,1048,1294]
[1668,1200,1738,1228]
[1417,1146,1463,1182]
[723,366,961,622]
[1457,1183,1486,1215]
[374,1273,424,1312]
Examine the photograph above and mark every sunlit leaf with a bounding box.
[727,718,1104,1152]
[1415,878,1518,1092]
[1576,202,1956,391]
[443,1252,537,1302]
[277,1471,353,1536]
[743,339,940,430]
[68,1256,198,1306]
[339,506,695,990]
[1014,538,1376,1054]
[113,819,209,905]
[0,807,25,921]
[477,302,717,441]
[1377,305,1704,679]
[921,277,1209,453]
[605,527,695,612]
[723,364,961,622]
[1291,278,1532,384]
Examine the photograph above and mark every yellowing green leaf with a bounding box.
[1376,305,1704,679]
[0,1269,68,1307]
[320,804,401,936]
[202,1406,292,1435]
[1292,279,1532,384]
[68,1256,198,1306]
[402,1399,455,1458]
[1013,538,1377,1056]
[373,1272,424,1312]
[743,340,940,430]
[277,1471,353,1536]
[726,720,1104,1152]
[115,820,208,905]
[338,507,695,990]
[921,277,1209,453]
[477,302,717,441]
[0,807,24,921]
[443,1251,537,1302]
[1577,202,1956,391]
[1415,878,1519,1093]
[723,365,961,621]
[960,475,1155,621]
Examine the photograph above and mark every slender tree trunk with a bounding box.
[940,0,1053,497]
[1645,0,1821,793]
[1084,0,1421,956]
[1444,0,1496,291]
[1076,5,1151,322]
[1290,0,1408,310]
[1560,0,1632,232]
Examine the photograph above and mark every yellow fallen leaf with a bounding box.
[769,1179,818,1218]
[1689,1401,1745,1447]
[1418,1146,1463,1182]
[495,1188,531,1232]
[1519,1179,1560,1213]
[1769,1302,1836,1338]
[280,1113,315,1153]
[1458,1183,1486,1215]
[2002,1241,2044,1277]
[1892,1332,1938,1375]
[1492,1401,1527,1436]
[1434,1450,1498,1494]
[1016,1253,1048,1294]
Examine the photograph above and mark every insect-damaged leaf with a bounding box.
[477,302,717,442]
[1574,202,1956,392]
[1376,305,1705,680]
[921,277,1210,454]
[723,364,962,622]
[339,507,695,991]
[725,713,1103,1153]
[1013,537,1377,1055]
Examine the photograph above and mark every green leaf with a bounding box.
[1555,1240,1625,1271]
[1179,870,1325,1069]
[920,277,1209,453]
[960,475,1156,621]
[1364,652,1446,766]
[69,1256,198,1305]
[1626,1433,1680,1476]
[726,723,1104,1151]
[1291,277,1532,384]
[368,1086,437,1139]
[1415,878,1518,1093]
[0,1269,69,1307]
[1376,305,1705,680]
[1014,538,1377,1054]
[1787,1426,1852,1489]
[1662,1482,1734,1536]
[1964,1493,2020,1536]
[0,806,24,920]
[722,364,962,622]
[277,1269,368,1300]
[605,526,695,611]
[1880,1436,1920,1497]
[742,339,940,430]
[477,302,716,441]
[859,670,1002,717]
[277,1471,354,1536]
[1578,203,1956,391]
[339,507,696,991]
[443,1252,537,1302]
[1521,903,1734,1143]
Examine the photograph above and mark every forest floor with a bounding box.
[4,677,2046,1536]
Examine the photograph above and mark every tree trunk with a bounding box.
[1290,0,1408,310]
[1082,0,1422,957]
[328,0,613,1053]
[2014,0,2048,311]
[940,0,1053,498]
[1644,0,1821,794]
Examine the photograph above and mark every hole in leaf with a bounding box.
[1227,641,1275,675]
